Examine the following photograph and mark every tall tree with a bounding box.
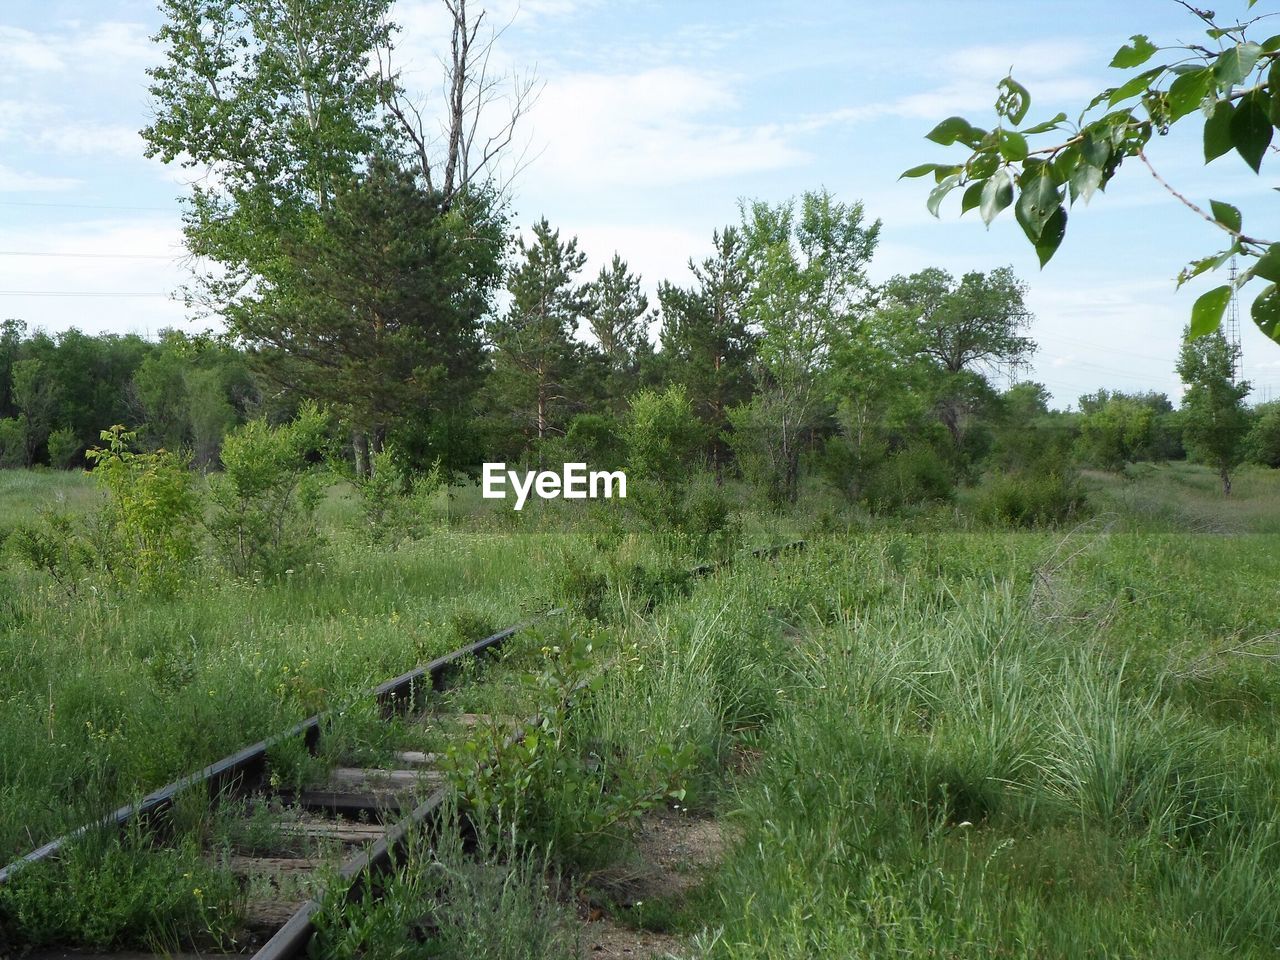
[143,0,524,472]
[658,227,755,477]
[878,266,1034,448]
[488,219,589,453]
[1177,329,1250,495]
[734,190,880,502]
[586,254,651,407]
[241,159,502,468]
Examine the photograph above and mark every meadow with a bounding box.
[1,463,1278,957]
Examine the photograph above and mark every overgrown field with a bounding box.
[1,464,1278,957]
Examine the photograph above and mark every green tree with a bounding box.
[586,254,652,406]
[906,2,1280,342]
[142,1,522,474]
[736,190,881,502]
[245,159,502,471]
[1077,390,1161,471]
[1177,329,1250,494]
[11,359,56,466]
[877,267,1035,449]
[658,227,755,478]
[487,219,589,454]
[1245,400,1280,467]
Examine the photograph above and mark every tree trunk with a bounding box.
[1221,465,1232,497]
[353,431,370,479]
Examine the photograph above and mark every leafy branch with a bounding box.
[904,2,1280,343]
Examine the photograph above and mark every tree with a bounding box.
[1245,400,1280,467]
[586,254,652,408]
[143,0,526,472]
[658,227,755,478]
[905,2,1280,343]
[735,190,881,502]
[487,219,590,454]
[878,267,1034,449]
[242,159,502,470]
[1177,328,1250,494]
[1077,390,1162,471]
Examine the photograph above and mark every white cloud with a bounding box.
[0,164,80,192]
[0,218,191,337]
[0,21,152,77]
[523,66,806,189]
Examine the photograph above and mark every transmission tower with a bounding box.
[1226,258,1243,384]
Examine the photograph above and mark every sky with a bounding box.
[1,0,1277,409]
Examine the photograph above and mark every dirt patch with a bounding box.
[575,807,726,959]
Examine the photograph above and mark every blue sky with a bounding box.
[1,0,1276,408]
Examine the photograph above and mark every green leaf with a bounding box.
[1190,285,1232,338]
[1214,42,1263,87]
[1070,161,1104,205]
[1230,89,1273,172]
[998,75,1031,125]
[999,130,1029,161]
[1254,244,1280,284]
[1253,284,1280,342]
[1263,34,1280,54]
[926,117,979,146]
[1203,99,1236,162]
[1034,205,1068,267]
[1110,35,1158,68]
[980,168,1013,226]
[960,180,985,214]
[1177,245,1239,288]
[1208,200,1242,233]
[1166,68,1213,122]
[900,163,945,179]
[1269,61,1280,126]
[927,174,961,217]
[1015,173,1061,243]
[1020,112,1068,135]
[1108,67,1164,106]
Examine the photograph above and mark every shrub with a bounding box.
[862,444,955,514]
[8,512,94,598]
[46,427,80,470]
[1245,402,1280,468]
[353,443,444,547]
[973,469,1089,528]
[0,417,27,468]
[622,385,707,530]
[86,425,200,595]
[206,404,329,579]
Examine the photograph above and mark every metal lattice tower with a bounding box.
[1227,258,1243,384]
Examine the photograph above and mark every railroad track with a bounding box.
[0,540,805,959]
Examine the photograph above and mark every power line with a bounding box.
[0,290,174,298]
[0,199,180,213]
[0,250,182,260]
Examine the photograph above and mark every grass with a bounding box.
[2,461,1280,956]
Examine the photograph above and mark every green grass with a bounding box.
[3,462,1280,956]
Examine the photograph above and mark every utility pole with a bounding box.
[1227,258,1243,384]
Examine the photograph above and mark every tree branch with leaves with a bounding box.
[904,1,1280,342]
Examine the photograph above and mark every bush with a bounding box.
[1246,402,1280,468]
[862,444,955,514]
[206,404,329,579]
[973,469,1089,528]
[622,385,707,530]
[8,512,94,598]
[86,425,200,595]
[0,417,27,468]
[353,443,444,547]
[47,427,80,470]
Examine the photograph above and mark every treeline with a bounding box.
[2,189,1276,515]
